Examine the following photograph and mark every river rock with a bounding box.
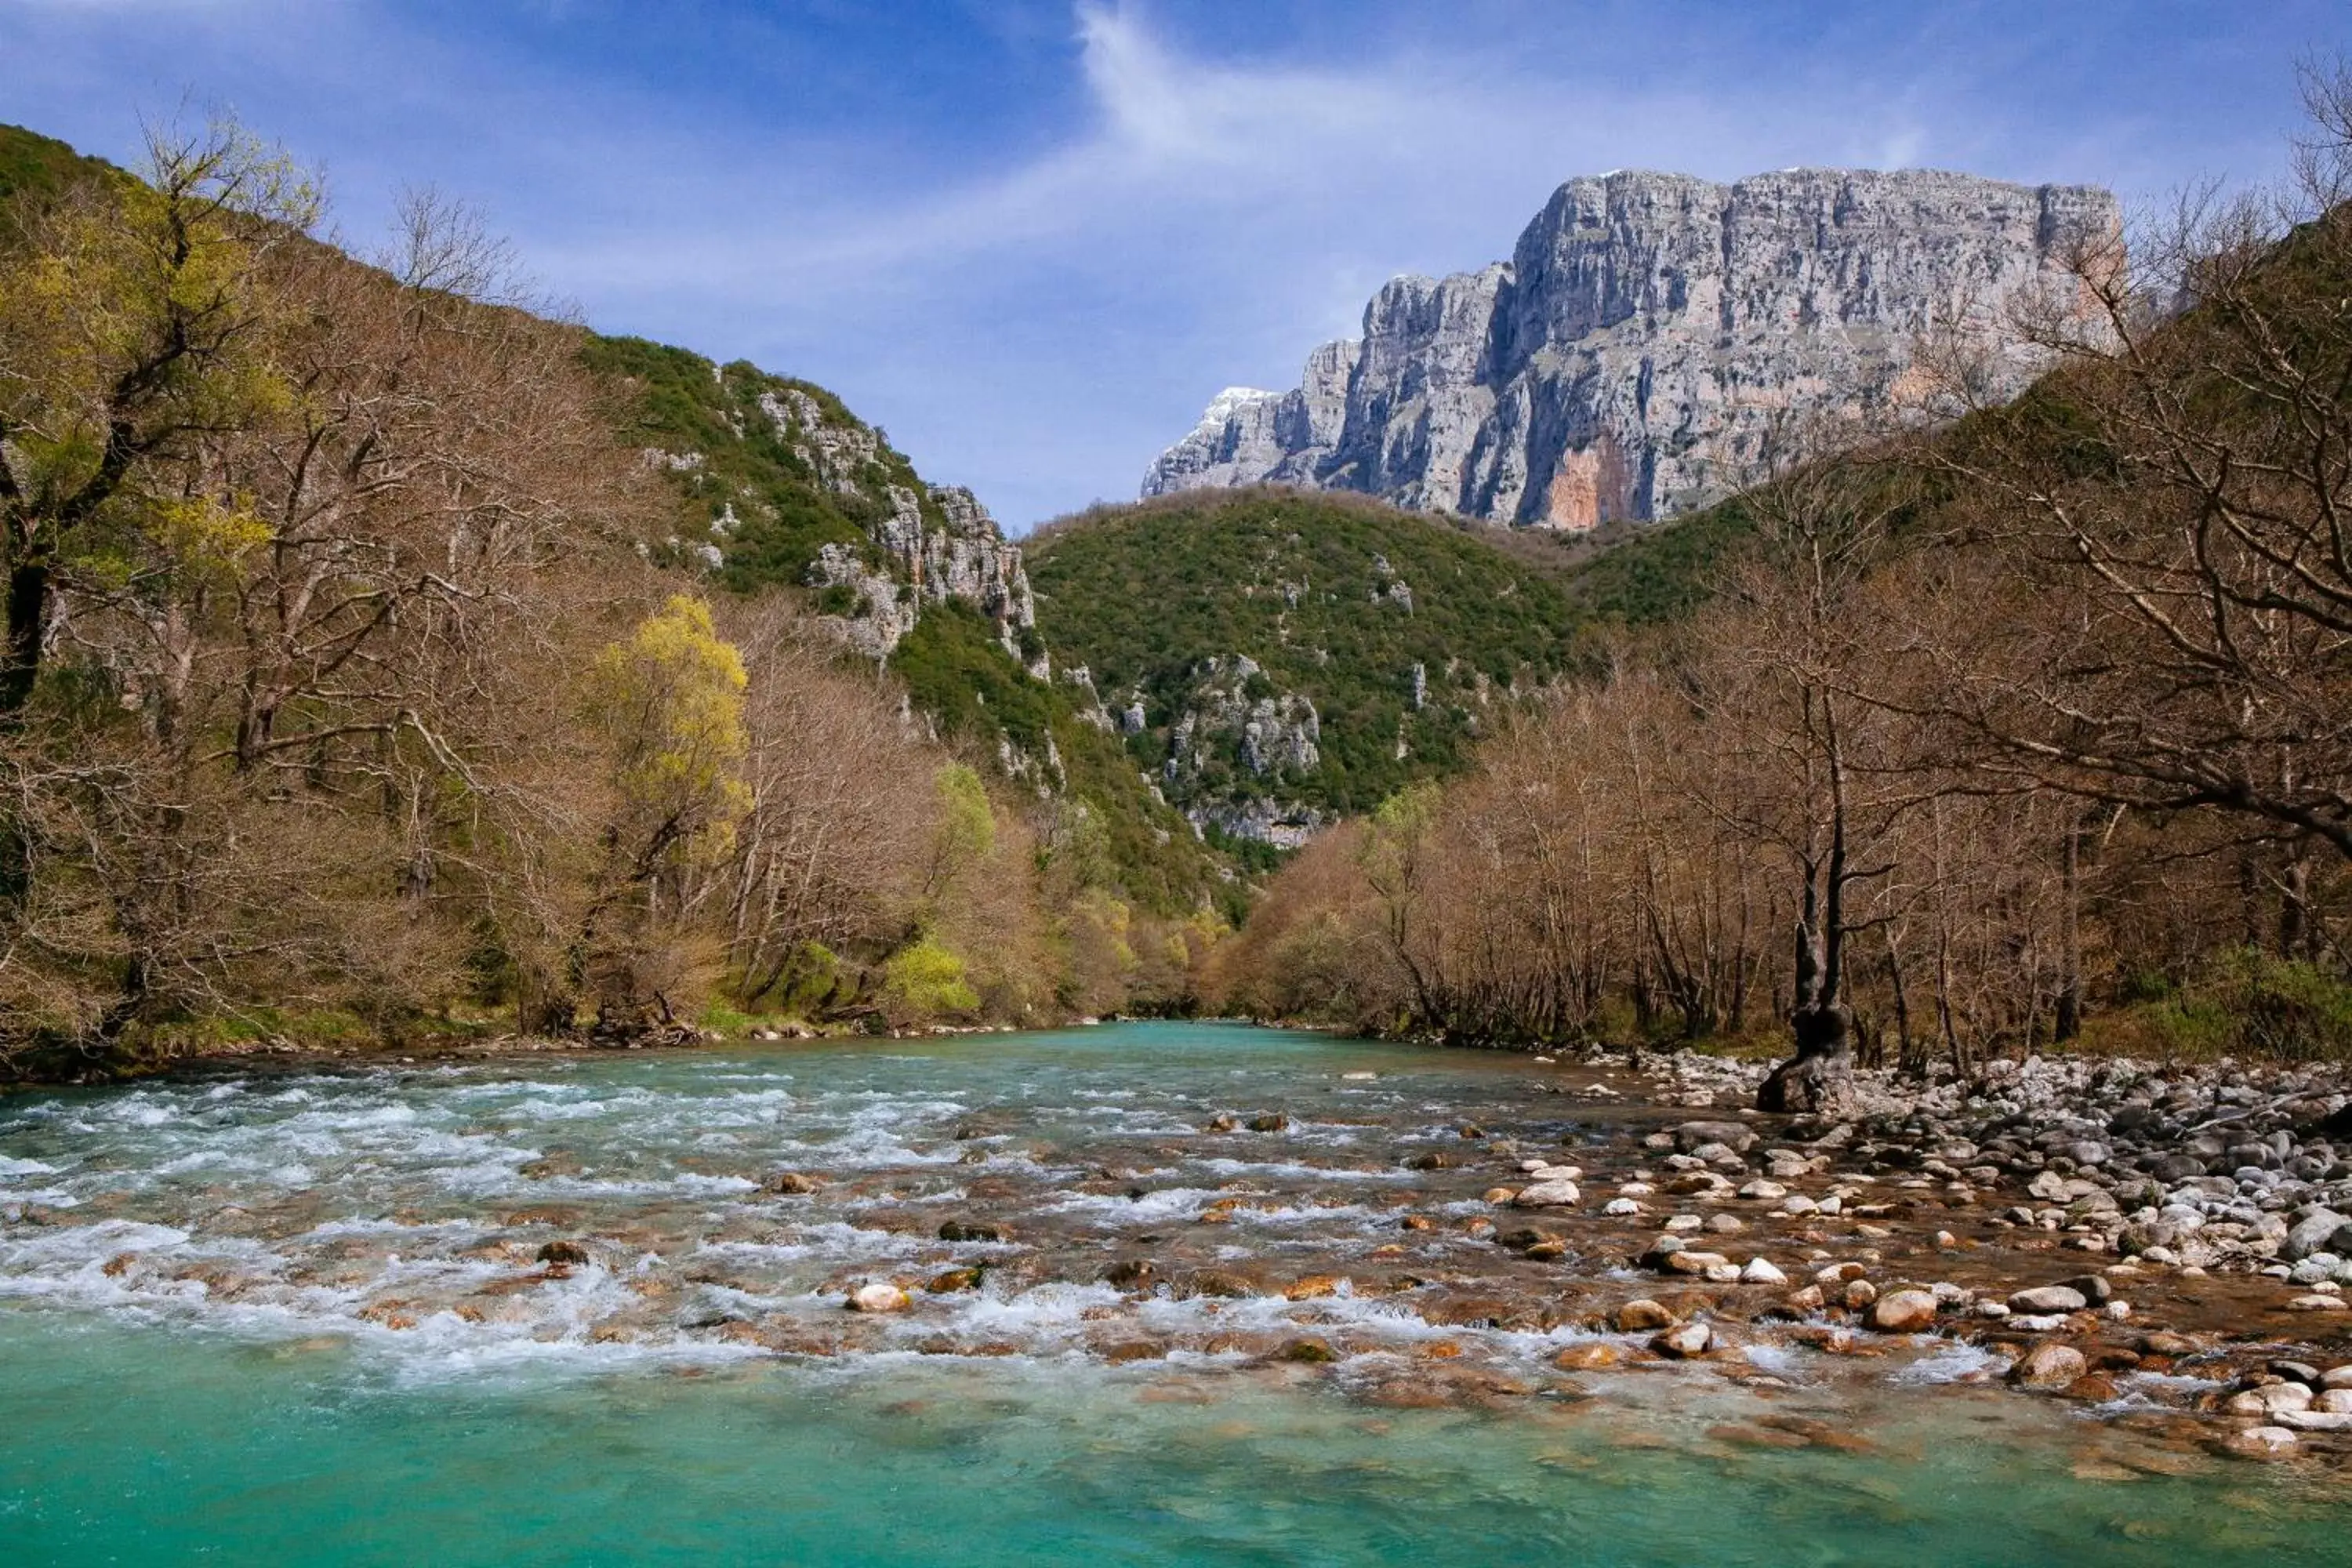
[848,1283,909,1313]
[2010,1343,2089,1389]
[1650,1323,1715,1359]
[764,1171,824,1195]
[1740,1258,1788,1286]
[1868,1289,1940,1334]
[2276,1410,2352,1430]
[1614,1299,1677,1331]
[1663,1250,1730,1277]
[2009,1285,2089,1315]
[2221,1425,2299,1457]
[1675,1121,1759,1154]
[938,1220,1013,1243]
[535,1240,590,1266]
[2283,1207,2351,1261]
[1513,1180,1582,1207]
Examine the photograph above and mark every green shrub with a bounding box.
[880,937,980,1022]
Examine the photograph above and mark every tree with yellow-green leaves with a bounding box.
[546,594,754,1030]
[0,116,651,1057]
[0,117,315,717]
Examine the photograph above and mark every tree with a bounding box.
[1915,62,2352,865]
[0,117,314,717]
[1679,437,1926,1112]
[561,593,750,1028]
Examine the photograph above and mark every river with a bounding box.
[2,1020,2345,1564]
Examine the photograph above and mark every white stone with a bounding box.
[1512,1180,1581,1208]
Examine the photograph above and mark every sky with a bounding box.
[2,1,2343,530]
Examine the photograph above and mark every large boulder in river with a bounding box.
[2283,1207,2351,1261]
[1867,1290,1940,1334]
[2009,1343,2087,1389]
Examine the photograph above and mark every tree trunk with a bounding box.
[517,967,578,1037]
[2,552,49,715]
[2055,818,2082,1042]
[1758,913,1856,1113]
[1759,998,1856,1112]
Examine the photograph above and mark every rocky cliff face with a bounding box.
[764,393,1040,666]
[1145,168,2118,528]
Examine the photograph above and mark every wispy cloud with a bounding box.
[2,0,2327,526]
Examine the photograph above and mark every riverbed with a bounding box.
[2,1020,2347,1564]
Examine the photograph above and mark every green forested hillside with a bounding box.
[0,122,122,207]
[1026,489,1587,820]
[583,335,1226,917]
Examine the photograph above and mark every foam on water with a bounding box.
[5,1021,2352,1566]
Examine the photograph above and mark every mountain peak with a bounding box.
[1145,165,2118,528]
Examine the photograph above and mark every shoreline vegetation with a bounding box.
[0,89,2342,1087]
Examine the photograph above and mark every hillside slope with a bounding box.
[1026,489,1589,840]
[581,336,1228,917]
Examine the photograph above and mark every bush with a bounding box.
[2103,948,2352,1062]
[880,937,979,1025]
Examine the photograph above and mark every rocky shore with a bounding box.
[762,1046,2352,1468]
[5,1029,2349,1475]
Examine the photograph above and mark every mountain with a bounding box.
[1144,167,2118,528]
[582,336,1229,918]
[1025,489,1586,845]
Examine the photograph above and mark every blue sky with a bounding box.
[3,1,2342,528]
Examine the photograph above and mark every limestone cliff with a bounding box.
[1145,168,2118,528]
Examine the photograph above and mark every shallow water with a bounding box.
[2,1021,2346,1564]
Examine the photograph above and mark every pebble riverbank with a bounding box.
[2,1026,2348,1478]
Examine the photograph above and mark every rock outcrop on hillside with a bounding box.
[763,390,1038,666]
[1145,168,2118,528]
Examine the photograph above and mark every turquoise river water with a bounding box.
[2,1020,2347,1565]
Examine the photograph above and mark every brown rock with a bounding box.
[1867,1288,1939,1334]
[1614,1299,1678,1332]
[2010,1342,2089,1389]
[1553,1342,1623,1371]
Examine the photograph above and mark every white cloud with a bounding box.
[4,0,2310,527]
